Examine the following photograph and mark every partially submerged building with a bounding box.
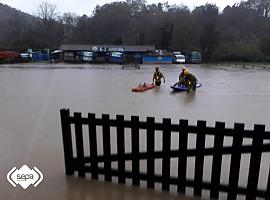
[58,45,202,64]
[59,45,156,64]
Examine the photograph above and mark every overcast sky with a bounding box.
[0,0,240,16]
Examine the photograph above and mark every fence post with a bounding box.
[88,113,98,179]
[74,112,85,177]
[131,116,140,186]
[194,120,206,196]
[246,124,265,200]
[102,114,112,182]
[267,167,270,198]
[147,117,155,189]
[61,111,270,199]
[116,115,125,184]
[227,123,244,200]
[210,122,225,199]
[178,119,188,193]
[162,118,171,191]
[60,109,74,175]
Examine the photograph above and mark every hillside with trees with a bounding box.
[0,3,37,50]
[1,0,270,62]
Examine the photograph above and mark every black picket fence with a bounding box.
[60,109,270,200]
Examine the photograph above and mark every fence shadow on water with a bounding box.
[60,109,270,200]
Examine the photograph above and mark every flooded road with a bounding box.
[0,63,270,200]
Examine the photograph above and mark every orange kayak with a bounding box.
[132,83,155,92]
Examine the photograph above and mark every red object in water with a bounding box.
[132,83,155,92]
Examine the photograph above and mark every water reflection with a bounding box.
[65,176,194,200]
[183,92,196,104]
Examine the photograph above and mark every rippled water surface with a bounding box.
[0,63,270,200]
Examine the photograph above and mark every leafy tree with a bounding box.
[126,0,146,15]
[259,37,270,56]
[91,2,132,44]
[158,23,173,50]
[2,0,270,62]
[193,4,220,61]
[66,15,92,44]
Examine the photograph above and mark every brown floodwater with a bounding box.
[0,63,270,200]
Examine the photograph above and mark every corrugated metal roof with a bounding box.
[59,44,155,52]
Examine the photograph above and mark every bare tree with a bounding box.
[126,0,146,15]
[242,0,270,17]
[62,12,79,26]
[38,1,58,21]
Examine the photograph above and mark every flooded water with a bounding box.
[0,63,270,200]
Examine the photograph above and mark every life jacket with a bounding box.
[186,74,197,82]
[179,72,185,81]
[154,71,163,81]
[184,74,197,86]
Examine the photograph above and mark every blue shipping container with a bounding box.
[32,53,41,61]
[42,54,50,61]
[32,53,50,61]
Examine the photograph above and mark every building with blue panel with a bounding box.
[143,56,173,64]
[59,45,155,64]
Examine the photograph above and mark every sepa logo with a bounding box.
[7,165,43,189]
